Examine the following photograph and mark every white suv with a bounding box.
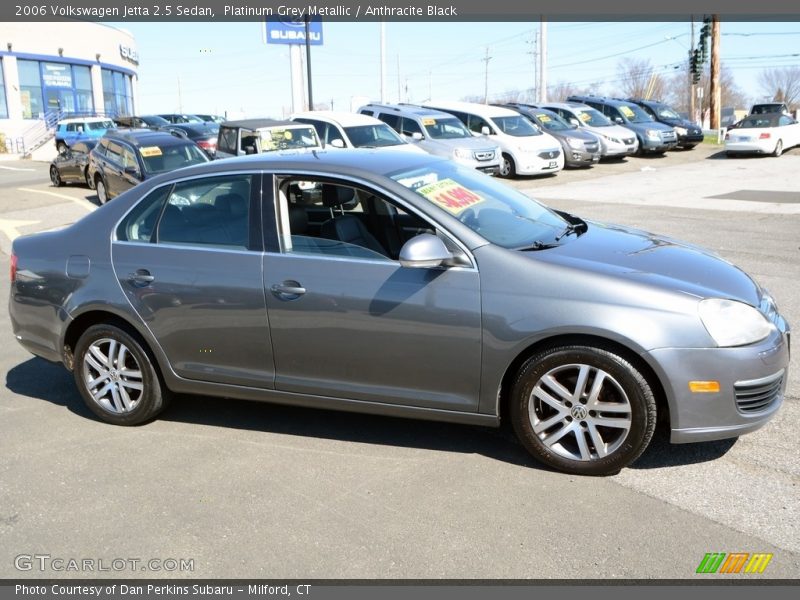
[290,111,426,154]
[421,101,564,177]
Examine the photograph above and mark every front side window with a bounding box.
[391,160,569,250]
[277,177,459,263]
[491,115,541,137]
[156,175,252,249]
[423,117,472,139]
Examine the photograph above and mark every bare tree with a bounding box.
[547,81,596,102]
[616,58,667,100]
[661,65,748,119]
[758,67,800,109]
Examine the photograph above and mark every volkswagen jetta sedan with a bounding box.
[9,151,790,475]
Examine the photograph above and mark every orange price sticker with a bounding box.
[417,179,486,215]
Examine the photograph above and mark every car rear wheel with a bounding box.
[85,168,95,189]
[510,344,657,476]
[499,153,516,178]
[50,166,63,187]
[74,324,170,426]
[772,140,783,157]
[95,177,108,204]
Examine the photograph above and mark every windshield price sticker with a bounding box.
[536,114,551,122]
[578,112,592,122]
[139,146,162,157]
[422,118,437,125]
[417,178,486,215]
[620,106,636,118]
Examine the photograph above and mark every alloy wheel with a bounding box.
[81,338,144,415]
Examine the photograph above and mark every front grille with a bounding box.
[662,131,678,142]
[734,371,784,413]
[585,142,599,152]
[473,151,495,161]
[622,137,635,145]
[538,149,561,160]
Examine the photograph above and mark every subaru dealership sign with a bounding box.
[266,18,323,45]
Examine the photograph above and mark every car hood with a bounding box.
[585,124,636,139]
[534,220,761,305]
[659,117,701,130]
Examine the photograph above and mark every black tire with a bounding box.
[95,177,108,204]
[84,167,95,189]
[772,140,783,157]
[73,324,171,426]
[509,344,656,476]
[50,166,63,187]
[499,153,516,178]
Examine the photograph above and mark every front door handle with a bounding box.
[271,281,306,299]
[128,269,155,286]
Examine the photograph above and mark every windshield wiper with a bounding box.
[554,218,588,242]
[516,240,558,251]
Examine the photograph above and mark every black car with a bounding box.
[626,98,704,150]
[114,115,171,129]
[193,114,226,124]
[88,129,211,203]
[50,140,98,189]
[158,113,205,124]
[161,122,220,157]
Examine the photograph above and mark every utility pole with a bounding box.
[709,15,721,129]
[689,16,696,122]
[380,21,386,102]
[482,47,491,104]
[539,17,547,103]
[397,54,401,103]
[177,75,183,113]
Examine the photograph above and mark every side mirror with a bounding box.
[329,139,345,148]
[411,132,423,141]
[614,117,624,124]
[569,118,580,127]
[124,166,140,177]
[480,125,491,136]
[399,234,452,269]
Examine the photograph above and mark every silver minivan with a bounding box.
[359,103,502,174]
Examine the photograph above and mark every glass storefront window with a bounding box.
[102,68,133,117]
[73,65,93,113]
[0,60,8,119]
[18,60,44,119]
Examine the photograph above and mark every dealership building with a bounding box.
[0,22,139,152]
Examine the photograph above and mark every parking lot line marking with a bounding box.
[0,165,36,171]
[0,218,40,242]
[17,187,96,212]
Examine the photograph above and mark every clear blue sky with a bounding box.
[114,21,800,117]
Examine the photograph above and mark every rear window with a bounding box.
[86,120,115,131]
[140,143,210,175]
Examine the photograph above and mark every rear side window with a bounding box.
[378,113,401,130]
[156,175,253,250]
[218,127,238,154]
[116,186,172,243]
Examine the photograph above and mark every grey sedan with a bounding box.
[9,151,790,475]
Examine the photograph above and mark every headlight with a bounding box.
[674,126,687,136]
[566,137,583,149]
[601,133,620,144]
[453,148,471,159]
[698,298,774,347]
[646,129,661,140]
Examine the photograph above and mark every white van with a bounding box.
[421,101,564,177]
[290,111,426,154]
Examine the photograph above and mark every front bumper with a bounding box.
[563,146,601,167]
[645,327,790,444]
[515,151,564,175]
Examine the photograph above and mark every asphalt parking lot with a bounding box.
[0,146,798,579]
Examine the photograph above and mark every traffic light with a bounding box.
[690,49,701,84]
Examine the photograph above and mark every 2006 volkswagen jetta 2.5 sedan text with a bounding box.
[9,151,790,475]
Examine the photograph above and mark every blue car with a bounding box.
[54,117,116,151]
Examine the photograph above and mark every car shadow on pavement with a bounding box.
[6,357,739,472]
[629,426,737,469]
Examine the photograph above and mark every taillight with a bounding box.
[759,133,771,139]
[197,139,216,149]
[10,253,17,283]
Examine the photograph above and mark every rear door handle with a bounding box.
[128,269,155,286]
[270,281,306,299]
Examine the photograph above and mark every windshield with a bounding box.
[572,108,612,127]
[87,120,114,131]
[492,115,541,137]
[259,125,319,151]
[143,115,170,127]
[344,124,406,148]
[531,111,573,132]
[390,161,569,249]
[652,104,681,119]
[140,143,210,175]
[423,117,472,139]
[618,103,654,124]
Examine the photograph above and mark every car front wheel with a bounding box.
[50,166,63,187]
[510,344,657,476]
[73,324,170,426]
[95,177,108,203]
[772,140,783,157]
[499,153,516,178]
[85,168,95,189]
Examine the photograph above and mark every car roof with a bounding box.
[291,111,384,126]
[102,129,196,147]
[361,103,460,120]
[58,117,113,125]
[569,96,637,108]
[220,118,299,129]
[422,101,519,118]
[540,101,595,111]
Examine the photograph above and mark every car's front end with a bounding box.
[587,125,638,157]
[557,131,601,167]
